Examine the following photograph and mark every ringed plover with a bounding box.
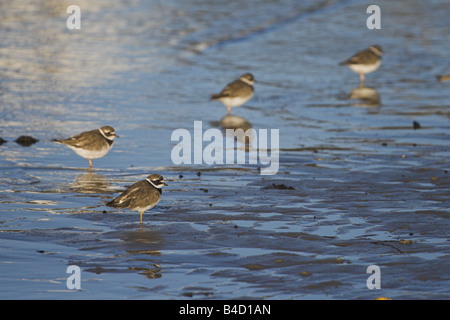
[339,45,383,88]
[53,125,118,169]
[211,73,255,115]
[106,174,167,224]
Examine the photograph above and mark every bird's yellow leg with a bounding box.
[359,73,365,88]
[140,211,143,224]
[89,158,93,168]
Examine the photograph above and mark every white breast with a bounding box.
[348,60,381,74]
[220,94,253,108]
[69,144,112,159]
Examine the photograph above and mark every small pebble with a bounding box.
[264,183,295,190]
[437,74,450,81]
[413,121,421,129]
[15,136,38,146]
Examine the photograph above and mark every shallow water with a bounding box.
[1,0,449,299]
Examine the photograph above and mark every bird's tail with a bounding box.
[106,200,115,207]
[211,93,226,100]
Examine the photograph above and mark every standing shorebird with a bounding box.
[106,174,167,224]
[339,45,383,88]
[211,73,255,115]
[53,125,118,170]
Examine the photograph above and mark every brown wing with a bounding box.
[53,129,105,150]
[106,180,145,208]
[106,180,161,209]
[340,48,378,66]
[211,79,252,99]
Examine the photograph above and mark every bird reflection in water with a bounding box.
[70,172,114,195]
[219,114,254,154]
[124,231,163,279]
[349,87,381,107]
[219,114,252,131]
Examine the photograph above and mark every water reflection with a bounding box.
[209,115,255,154]
[70,172,113,194]
[224,116,255,154]
[129,266,162,279]
[349,87,381,107]
[122,230,163,279]
[219,114,252,131]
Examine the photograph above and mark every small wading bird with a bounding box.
[211,73,255,115]
[53,125,118,170]
[339,45,383,88]
[106,174,167,224]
